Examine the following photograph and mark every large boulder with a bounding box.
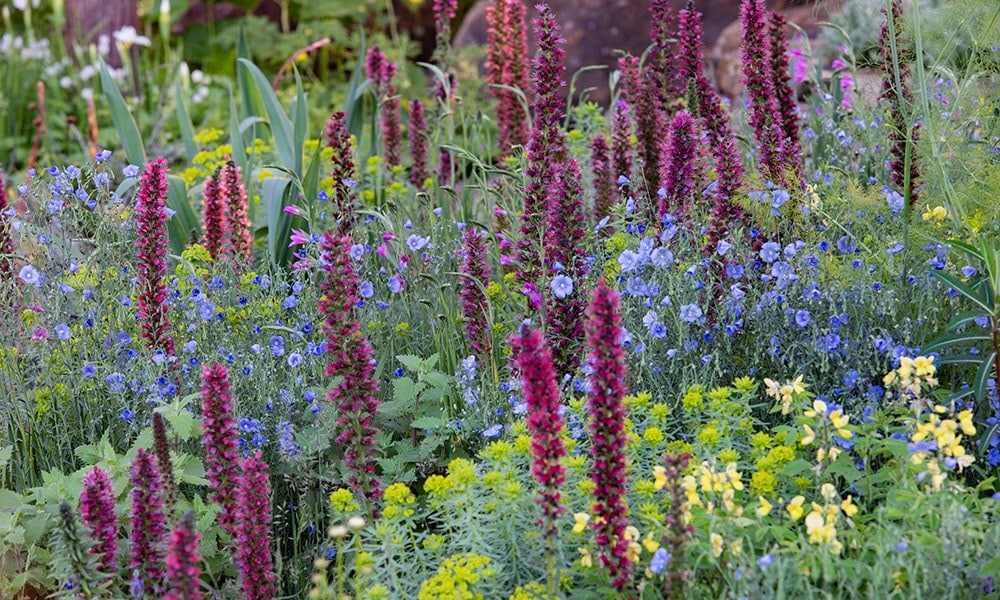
[454,0,835,105]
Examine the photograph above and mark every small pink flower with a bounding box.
[283,205,303,216]
[522,282,541,310]
[500,254,513,266]
[831,59,847,70]
[382,231,394,240]
[790,47,809,84]
[398,254,409,270]
[376,242,388,258]
[840,74,854,110]
[288,228,310,247]
[31,327,47,341]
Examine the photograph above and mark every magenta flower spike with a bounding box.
[409,99,429,189]
[460,228,493,359]
[590,134,614,226]
[163,511,203,600]
[543,159,588,376]
[659,111,702,221]
[319,233,382,510]
[768,11,803,187]
[611,100,633,186]
[130,448,168,594]
[220,159,253,265]
[366,46,402,169]
[325,111,358,236]
[511,324,567,545]
[650,0,682,110]
[517,2,568,289]
[200,363,240,539]
[234,452,276,600]
[0,169,13,282]
[79,466,119,576]
[202,167,225,260]
[585,280,632,590]
[135,157,174,356]
[879,0,920,207]
[487,0,530,154]
[740,0,787,185]
[619,54,663,210]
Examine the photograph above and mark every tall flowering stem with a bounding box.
[659,111,702,222]
[460,228,493,360]
[56,503,104,597]
[79,466,119,576]
[0,169,13,282]
[130,448,168,595]
[585,280,632,590]
[543,159,588,376]
[164,511,203,600]
[366,46,402,169]
[619,54,663,211]
[658,453,694,599]
[768,11,803,187]
[325,111,358,236]
[511,324,567,597]
[740,0,786,185]
[135,157,174,355]
[432,0,459,63]
[880,0,920,208]
[319,233,382,510]
[152,412,178,512]
[590,134,614,226]
[200,363,240,539]
[234,452,277,600]
[409,99,429,188]
[221,158,253,264]
[486,0,530,154]
[650,0,681,110]
[611,100,633,185]
[517,3,568,289]
[202,167,225,260]
[678,4,749,257]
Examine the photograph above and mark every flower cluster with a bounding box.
[79,466,119,575]
[408,99,429,188]
[590,134,615,225]
[585,281,633,589]
[319,233,382,509]
[235,451,277,600]
[0,169,13,282]
[883,355,937,404]
[222,158,253,264]
[130,448,168,594]
[485,0,529,154]
[134,157,174,355]
[658,110,702,222]
[611,100,634,184]
[200,363,240,538]
[366,46,402,168]
[511,324,567,545]
[163,511,203,600]
[324,111,358,236]
[202,167,225,260]
[618,54,663,209]
[909,405,976,490]
[798,397,854,465]
[879,0,921,207]
[459,228,492,359]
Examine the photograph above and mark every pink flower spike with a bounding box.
[283,205,302,216]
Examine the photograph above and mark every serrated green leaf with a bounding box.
[410,417,447,430]
[397,355,424,372]
[157,406,197,441]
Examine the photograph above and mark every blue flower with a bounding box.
[18,265,43,287]
[551,274,574,299]
[81,365,95,378]
[759,242,781,263]
[886,190,904,213]
[650,323,667,339]
[121,408,134,421]
[55,324,70,341]
[617,175,629,186]
[200,302,215,320]
[757,554,773,568]
[725,263,744,279]
[287,353,303,368]
[349,244,366,260]
[359,281,374,298]
[269,335,285,357]
[650,548,670,574]
[388,274,404,294]
[795,310,811,327]
[107,373,126,393]
[679,304,702,323]
[282,295,298,309]
[482,424,503,438]
[618,250,640,272]
[123,165,140,178]
[650,248,673,269]
[406,234,429,251]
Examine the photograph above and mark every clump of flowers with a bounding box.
[0,169,14,282]
[409,99,429,188]
[324,111,358,236]
[79,466,119,576]
[585,280,633,590]
[319,233,382,509]
[202,167,225,260]
[517,3,568,288]
[164,511,203,600]
[459,228,492,360]
[883,355,938,407]
[590,134,615,226]
[221,158,253,264]
[763,375,807,415]
[417,553,495,599]
[200,363,240,539]
[740,0,788,186]
[618,54,663,209]
[54,502,105,597]
[511,323,567,593]
[235,451,277,600]
[767,11,803,185]
[486,0,529,154]
[798,397,853,467]
[544,159,588,375]
[659,110,702,222]
[134,157,174,355]
[366,46,402,169]
[130,448,168,595]
[909,405,976,491]
[611,100,633,184]
[801,483,858,555]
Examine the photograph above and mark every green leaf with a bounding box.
[237,58,296,172]
[397,355,424,372]
[947,310,990,331]
[922,331,992,354]
[156,405,197,441]
[0,445,12,474]
[781,459,813,477]
[934,353,987,366]
[166,175,200,255]
[946,239,985,262]
[227,83,247,172]
[973,350,996,406]
[292,66,307,174]
[929,269,991,312]
[410,417,447,430]
[980,557,1000,578]
[0,489,23,511]
[261,176,294,267]
[99,61,145,165]
[344,30,369,141]
[175,81,199,162]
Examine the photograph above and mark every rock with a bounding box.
[454,0,834,106]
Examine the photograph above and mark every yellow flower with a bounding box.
[578,547,593,568]
[643,533,660,553]
[786,496,806,521]
[757,496,773,518]
[653,466,667,490]
[958,410,976,436]
[572,513,590,535]
[329,488,359,512]
[800,424,815,446]
[841,496,858,517]
[710,533,725,557]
